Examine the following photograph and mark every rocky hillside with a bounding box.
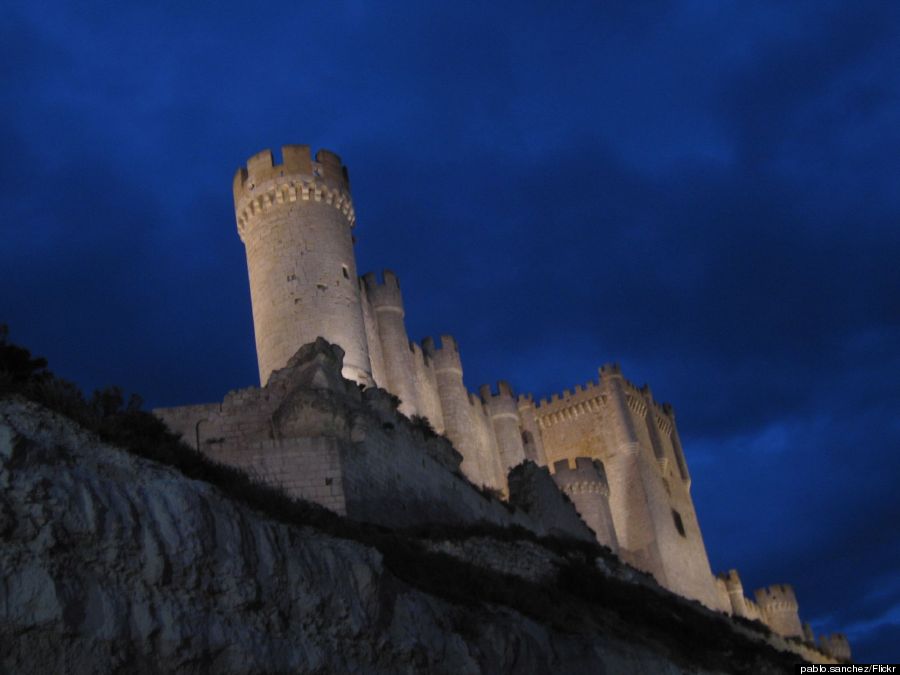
[0,394,815,674]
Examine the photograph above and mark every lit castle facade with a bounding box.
[156,145,849,660]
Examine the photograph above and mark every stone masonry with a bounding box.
[155,145,849,656]
[156,338,593,541]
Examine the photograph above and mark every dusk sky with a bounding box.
[2,0,898,662]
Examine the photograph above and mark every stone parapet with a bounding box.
[234,146,354,239]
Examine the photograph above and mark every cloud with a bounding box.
[2,0,898,661]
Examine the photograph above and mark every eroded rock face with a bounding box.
[0,398,788,674]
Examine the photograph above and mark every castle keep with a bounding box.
[156,145,849,659]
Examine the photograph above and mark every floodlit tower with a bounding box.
[233,145,372,386]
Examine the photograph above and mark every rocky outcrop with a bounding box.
[1,397,808,674]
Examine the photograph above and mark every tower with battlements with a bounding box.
[551,457,619,551]
[156,144,848,658]
[755,584,804,638]
[234,146,372,386]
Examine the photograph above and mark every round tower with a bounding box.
[480,381,527,472]
[423,335,501,488]
[718,569,750,618]
[551,457,619,552]
[754,584,804,638]
[234,145,372,386]
[362,270,420,416]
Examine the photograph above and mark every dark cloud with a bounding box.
[2,0,898,662]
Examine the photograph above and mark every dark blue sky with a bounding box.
[2,0,898,662]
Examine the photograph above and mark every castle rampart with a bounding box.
[156,340,552,534]
[155,143,844,650]
[754,584,804,638]
[713,569,849,660]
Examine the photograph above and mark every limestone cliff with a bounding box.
[0,397,807,674]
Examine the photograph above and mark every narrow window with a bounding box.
[342,265,349,279]
[672,509,686,537]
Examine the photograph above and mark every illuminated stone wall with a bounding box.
[155,340,585,538]
[159,143,828,629]
[234,146,372,386]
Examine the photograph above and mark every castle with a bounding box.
[156,145,849,661]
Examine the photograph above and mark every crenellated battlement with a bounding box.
[599,365,679,431]
[613,372,647,399]
[755,584,799,611]
[551,457,610,497]
[207,141,847,657]
[537,361,680,416]
[233,146,355,240]
[234,146,349,198]
[718,569,744,590]
[479,381,515,400]
[599,362,622,377]
[361,269,401,291]
[600,364,658,403]
[422,334,458,354]
[752,584,804,639]
[480,381,520,423]
[409,340,427,364]
[819,633,851,661]
[423,335,462,375]
[640,384,674,421]
[625,392,648,418]
[653,410,673,436]
[534,380,605,430]
[535,380,601,409]
[467,391,490,416]
[363,270,404,313]
[234,144,370,386]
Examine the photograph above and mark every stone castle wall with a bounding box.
[714,569,830,648]
[156,340,592,541]
[155,144,841,648]
[223,144,801,614]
